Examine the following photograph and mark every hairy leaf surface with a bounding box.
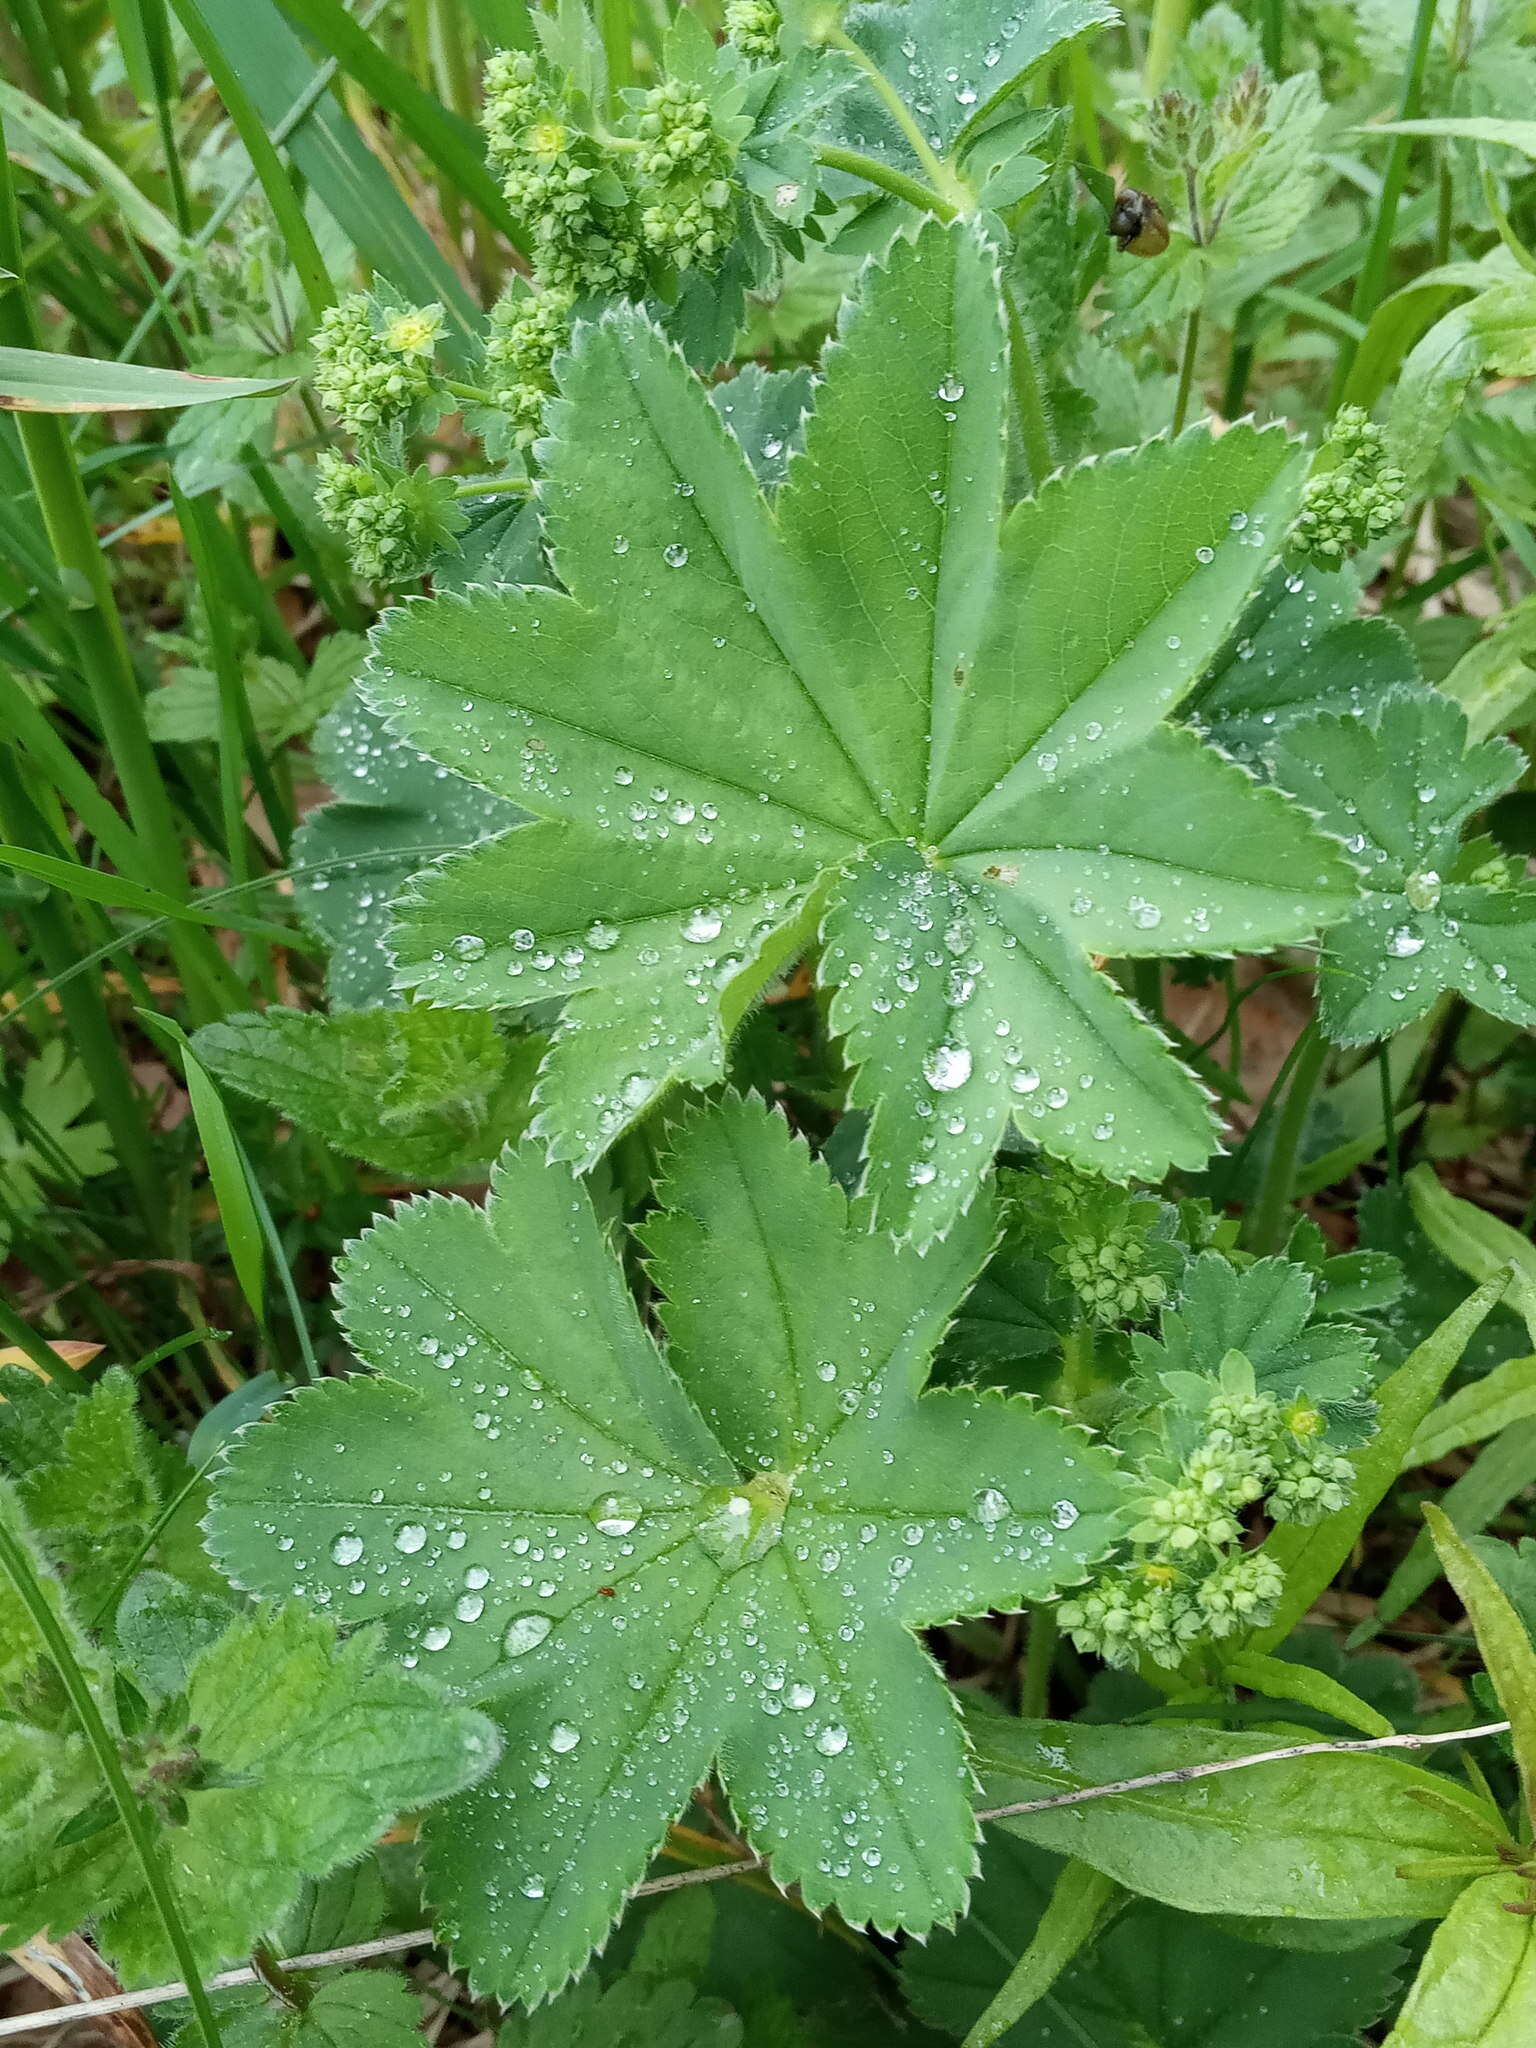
[209,1097,1124,1998]
[371,221,1350,1240]
[1269,689,1536,1044]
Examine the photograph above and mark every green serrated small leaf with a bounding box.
[147,634,364,747]
[89,1603,499,1980]
[1269,689,1536,1045]
[181,1967,429,2048]
[1130,1253,1377,1410]
[209,1097,1125,2000]
[372,221,1349,1241]
[16,1368,161,1614]
[194,1007,544,1181]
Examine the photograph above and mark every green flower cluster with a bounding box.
[1046,1174,1174,1327]
[635,79,737,269]
[482,47,742,296]
[1057,1373,1352,1669]
[309,295,455,584]
[312,295,444,443]
[724,0,782,62]
[484,287,574,449]
[484,52,645,297]
[315,453,464,586]
[1293,405,1406,561]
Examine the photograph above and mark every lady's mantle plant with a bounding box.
[210,1096,1125,1999]
[367,219,1355,1246]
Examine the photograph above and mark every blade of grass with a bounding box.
[275,0,523,249]
[1331,0,1441,399]
[0,129,243,1023]
[139,1013,267,1336]
[168,0,333,324]
[191,0,482,356]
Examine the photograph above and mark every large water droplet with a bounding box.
[816,1724,849,1756]
[589,1493,642,1538]
[331,1533,363,1566]
[923,1043,972,1092]
[682,907,723,945]
[973,1487,1010,1528]
[504,1612,553,1658]
[548,1722,581,1753]
[394,1523,427,1554]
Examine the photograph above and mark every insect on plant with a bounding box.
[2,2,1536,2046]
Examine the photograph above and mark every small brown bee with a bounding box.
[1109,188,1171,257]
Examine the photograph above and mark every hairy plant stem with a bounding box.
[1171,311,1202,434]
[813,142,955,219]
[1059,1323,1097,1408]
[0,1502,224,2048]
[1004,288,1059,491]
[1331,0,1440,400]
[1021,1605,1059,1719]
[1247,1020,1330,1254]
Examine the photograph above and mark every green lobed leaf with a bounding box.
[840,0,1119,166]
[292,686,523,1009]
[1384,1871,1536,2048]
[966,1711,1499,1921]
[1130,1252,1377,1411]
[208,1096,1126,1999]
[1268,689,1536,1046]
[372,220,1349,1242]
[14,1368,161,1618]
[148,635,364,748]
[497,1968,744,2046]
[905,1833,1406,2048]
[1190,559,1423,759]
[194,1007,545,1182]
